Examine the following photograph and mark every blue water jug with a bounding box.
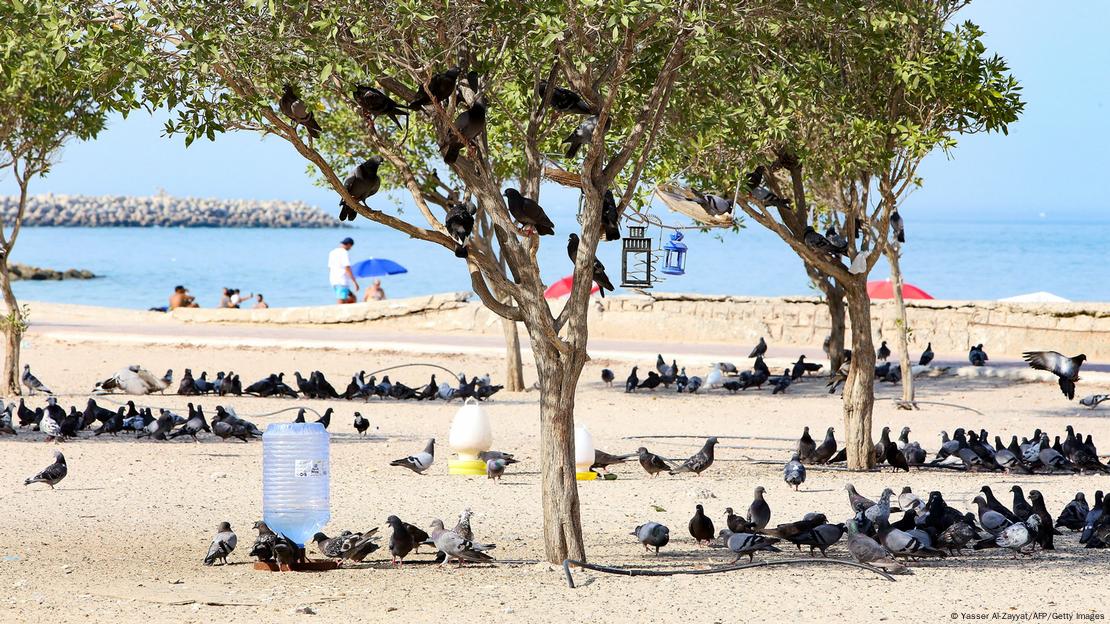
[262,422,330,546]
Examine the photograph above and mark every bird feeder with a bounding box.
[574,425,597,481]
[447,398,492,476]
[620,225,653,288]
[660,231,687,276]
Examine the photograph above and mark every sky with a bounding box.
[2,0,1108,223]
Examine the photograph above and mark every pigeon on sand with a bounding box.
[24,451,66,488]
[203,522,237,565]
[390,439,435,473]
[669,437,719,476]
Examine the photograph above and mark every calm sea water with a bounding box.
[10,215,1110,309]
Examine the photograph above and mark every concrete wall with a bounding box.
[172,291,1110,360]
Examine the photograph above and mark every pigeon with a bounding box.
[441,100,486,165]
[744,166,790,207]
[637,446,672,476]
[919,343,934,366]
[601,369,615,386]
[591,449,633,473]
[969,344,988,366]
[812,427,836,464]
[669,437,718,476]
[452,508,475,541]
[973,496,1014,536]
[748,337,767,358]
[878,521,945,559]
[1010,485,1035,521]
[248,521,277,562]
[720,530,782,563]
[408,67,462,109]
[936,516,979,554]
[390,438,435,474]
[563,114,606,158]
[1028,490,1058,550]
[1080,394,1110,408]
[785,522,846,557]
[625,366,639,393]
[271,533,304,569]
[167,405,210,442]
[315,408,332,430]
[503,188,554,236]
[981,486,1020,523]
[783,453,806,490]
[339,156,382,221]
[845,484,876,514]
[352,84,408,130]
[384,515,419,565]
[876,341,890,361]
[688,504,715,546]
[747,486,771,529]
[21,364,52,395]
[1022,350,1086,400]
[177,369,198,395]
[723,508,754,533]
[486,458,507,481]
[601,190,621,241]
[445,200,476,257]
[428,519,495,567]
[803,226,847,257]
[203,522,237,565]
[353,412,370,436]
[1056,493,1089,531]
[797,427,817,462]
[898,487,925,514]
[567,233,614,297]
[890,210,905,243]
[864,488,895,525]
[0,409,14,436]
[845,520,908,574]
[631,522,670,554]
[38,400,63,442]
[975,514,1039,554]
[24,451,66,488]
[536,80,593,115]
[692,192,733,216]
[279,84,321,138]
[639,371,663,390]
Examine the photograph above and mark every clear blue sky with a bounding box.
[2,0,1107,222]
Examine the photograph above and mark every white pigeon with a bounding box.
[390,438,435,474]
[705,364,723,389]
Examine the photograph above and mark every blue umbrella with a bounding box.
[350,257,408,278]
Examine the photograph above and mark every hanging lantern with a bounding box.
[620,225,653,288]
[661,231,687,276]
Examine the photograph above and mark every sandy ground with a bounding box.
[2,327,1110,623]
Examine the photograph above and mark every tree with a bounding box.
[124,0,756,562]
[0,0,147,394]
[671,0,1021,467]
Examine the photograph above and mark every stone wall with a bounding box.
[174,291,1110,360]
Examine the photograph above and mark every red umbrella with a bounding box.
[867,279,934,300]
[544,275,600,299]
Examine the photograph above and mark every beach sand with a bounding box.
[2,325,1109,623]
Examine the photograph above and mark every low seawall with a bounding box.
[168,291,1110,361]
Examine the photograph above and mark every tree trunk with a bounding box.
[499,318,525,392]
[806,265,846,373]
[533,343,587,563]
[886,246,916,406]
[0,261,23,396]
[842,279,875,469]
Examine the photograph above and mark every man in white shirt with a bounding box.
[328,237,359,304]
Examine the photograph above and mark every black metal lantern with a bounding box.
[620,225,653,288]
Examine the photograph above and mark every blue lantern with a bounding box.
[661,231,687,276]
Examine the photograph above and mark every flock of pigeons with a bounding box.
[633,481,1110,572]
[203,508,496,570]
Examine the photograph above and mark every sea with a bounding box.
[10,214,1109,309]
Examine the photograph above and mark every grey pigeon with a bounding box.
[637,446,671,476]
[787,523,846,557]
[846,520,909,574]
[563,114,607,158]
[21,364,52,395]
[747,486,771,529]
[591,449,633,473]
[748,337,767,358]
[453,508,475,541]
[279,84,321,138]
[783,453,806,491]
[390,438,434,473]
[248,521,277,562]
[24,451,66,488]
[1079,394,1110,409]
[864,488,895,524]
[1022,350,1086,400]
[973,496,1013,535]
[486,458,506,481]
[975,514,1039,554]
[936,518,979,554]
[204,522,237,565]
[631,522,670,554]
[441,101,486,165]
[720,530,781,563]
[845,484,875,514]
[429,519,495,567]
[797,427,817,462]
[812,427,836,464]
[669,436,718,476]
[879,523,945,558]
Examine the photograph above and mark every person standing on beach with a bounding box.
[328,237,359,304]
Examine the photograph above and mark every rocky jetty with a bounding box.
[0,193,339,228]
[8,263,96,281]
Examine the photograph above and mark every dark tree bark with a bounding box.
[842,277,876,469]
[0,261,22,396]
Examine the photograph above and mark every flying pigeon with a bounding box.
[24,451,66,488]
[390,438,435,473]
[1022,350,1086,400]
[503,188,554,236]
[669,436,718,476]
[203,522,237,565]
[279,84,322,138]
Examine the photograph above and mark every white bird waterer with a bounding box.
[574,425,597,481]
[448,398,492,475]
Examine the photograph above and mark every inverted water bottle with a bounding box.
[262,422,330,546]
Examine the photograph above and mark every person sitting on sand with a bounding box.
[328,237,359,304]
[219,287,233,308]
[229,288,251,308]
[169,285,198,310]
[363,279,386,302]
[253,293,269,309]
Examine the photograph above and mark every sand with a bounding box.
[2,314,1110,623]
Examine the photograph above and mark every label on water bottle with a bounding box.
[294,459,327,478]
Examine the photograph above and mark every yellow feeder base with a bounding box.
[576,471,597,481]
[448,459,487,476]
